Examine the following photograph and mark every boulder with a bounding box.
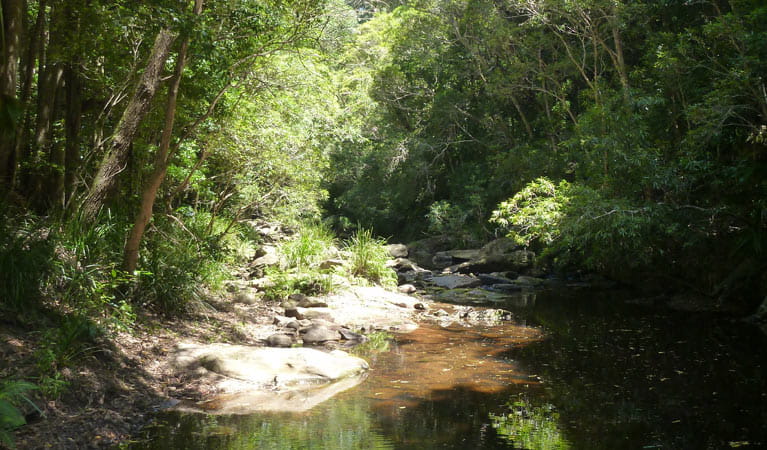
[398,284,417,294]
[406,236,451,269]
[233,292,260,305]
[285,307,333,321]
[513,275,545,287]
[172,344,368,387]
[450,249,536,274]
[431,252,454,269]
[181,373,367,414]
[387,243,409,259]
[252,245,280,267]
[265,334,294,347]
[300,325,342,344]
[488,283,522,292]
[478,273,514,285]
[319,259,344,270]
[273,315,299,328]
[432,274,482,289]
[449,249,482,260]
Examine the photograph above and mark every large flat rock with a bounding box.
[432,274,482,289]
[319,286,420,332]
[177,374,368,414]
[172,343,368,388]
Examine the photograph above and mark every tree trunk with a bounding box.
[0,0,24,189]
[11,0,44,190]
[80,28,175,222]
[63,63,82,206]
[124,0,203,273]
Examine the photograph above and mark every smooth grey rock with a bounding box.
[300,325,341,344]
[489,283,523,292]
[478,273,514,285]
[319,259,345,270]
[172,344,368,386]
[387,243,409,258]
[338,328,365,341]
[432,252,454,269]
[448,249,482,261]
[266,334,294,347]
[179,373,367,414]
[297,297,329,308]
[513,275,545,287]
[432,274,482,289]
[273,315,296,327]
[252,245,279,267]
[234,292,259,305]
[398,284,417,294]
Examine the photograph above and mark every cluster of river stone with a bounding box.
[256,234,557,348]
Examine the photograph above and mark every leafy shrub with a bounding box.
[344,228,396,286]
[426,200,468,237]
[490,178,570,248]
[34,315,102,397]
[0,380,39,449]
[0,214,53,315]
[136,211,229,315]
[491,177,668,278]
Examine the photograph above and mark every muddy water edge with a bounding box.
[127,288,767,449]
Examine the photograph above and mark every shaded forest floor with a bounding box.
[2,294,284,449]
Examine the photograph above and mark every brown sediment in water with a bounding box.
[358,320,545,409]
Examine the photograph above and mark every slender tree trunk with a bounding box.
[11,0,44,190]
[0,0,24,189]
[123,0,203,272]
[63,63,81,206]
[80,29,175,222]
[37,63,63,203]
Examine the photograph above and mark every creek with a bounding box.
[129,288,767,449]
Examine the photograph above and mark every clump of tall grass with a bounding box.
[135,209,232,316]
[263,222,339,300]
[344,228,396,287]
[280,222,336,269]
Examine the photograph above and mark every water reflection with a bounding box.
[131,289,767,449]
[507,289,767,449]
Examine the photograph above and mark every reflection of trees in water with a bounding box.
[490,394,570,449]
[509,290,767,449]
[135,396,394,449]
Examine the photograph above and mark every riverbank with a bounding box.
[2,282,434,449]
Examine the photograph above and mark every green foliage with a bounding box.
[280,223,336,269]
[263,268,338,301]
[135,211,230,316]
[0,214,53,315]
[490,396,570,449]
[34,315,101,373]
[344,228,397,286]
[262,222,339,300]
[0,380,39,449]
[491,178,672,279]
[425,200,467,237]
[490,178,569,248]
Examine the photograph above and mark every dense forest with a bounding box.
[1,0,766,446]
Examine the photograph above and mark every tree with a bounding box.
[80,28,176,222]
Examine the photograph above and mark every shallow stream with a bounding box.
[130,289,767,449]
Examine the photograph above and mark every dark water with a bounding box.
[129,289,767,449]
